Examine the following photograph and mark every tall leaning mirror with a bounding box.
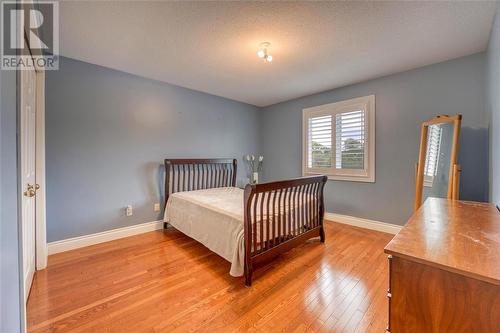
[415,114,462,210]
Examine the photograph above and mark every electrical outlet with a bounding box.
[126,205,133,216]
[154,203,160,212]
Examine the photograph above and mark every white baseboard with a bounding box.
[48,220,164,255]
[47,213,400,255]
[325,212,402,235]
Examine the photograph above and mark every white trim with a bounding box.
[35,69,47,270]
[302,95,375,183]
[325,212,402,235]
[47,220,164,255]
[46,215,399,255]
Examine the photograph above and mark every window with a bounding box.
[302,95,375,182]
[423,125,442,187]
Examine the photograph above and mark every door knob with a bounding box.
[24,189,36,197]
[24,184,36,197]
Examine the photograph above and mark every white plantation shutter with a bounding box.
[424,125,442,183]
[303,95,375,182]
[308,115,332,168]
[335,110,365,170]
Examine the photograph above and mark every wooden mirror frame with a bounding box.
[414,114,462,211]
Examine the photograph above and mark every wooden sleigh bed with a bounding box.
[163,158,327,286]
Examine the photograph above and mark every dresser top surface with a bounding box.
[384,198,500,285]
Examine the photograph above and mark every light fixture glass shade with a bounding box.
[257,42,272,63]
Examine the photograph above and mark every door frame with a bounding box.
[16,1,48,330]
[19,0,47,272]
[35,68,47,270]
[18,39,47,333]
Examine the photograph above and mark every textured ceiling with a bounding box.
[57,1,497,107]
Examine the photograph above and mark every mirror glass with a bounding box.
[421,122,454,204]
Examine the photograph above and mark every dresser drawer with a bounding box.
[387,256,500,333]
[386,254,393,333]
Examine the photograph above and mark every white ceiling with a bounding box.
[57,1,497,107]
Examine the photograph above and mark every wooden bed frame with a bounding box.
[164,158,327,286]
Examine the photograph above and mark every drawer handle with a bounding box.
[387,292,392,298]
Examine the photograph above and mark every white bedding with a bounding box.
[164,186,317,277]
[164,187,246,276]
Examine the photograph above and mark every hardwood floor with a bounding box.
[28,221,394,332]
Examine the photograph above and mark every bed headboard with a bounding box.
[164,158,237,206]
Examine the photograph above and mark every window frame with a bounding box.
[302,95,375,183]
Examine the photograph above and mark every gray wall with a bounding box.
[46,57,261,242]
[488,5,500,206]
[260,53,488,226]
[1,66,22,331]
[47,51,491,239]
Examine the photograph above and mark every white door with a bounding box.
[21,65,37,302]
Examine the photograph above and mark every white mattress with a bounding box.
[164,186,317,277]
[164,187,246,276]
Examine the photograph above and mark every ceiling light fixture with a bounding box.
[257,42,273,63]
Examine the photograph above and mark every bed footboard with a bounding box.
[243,175,327,286]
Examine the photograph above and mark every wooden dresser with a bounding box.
[384,198,500,333]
